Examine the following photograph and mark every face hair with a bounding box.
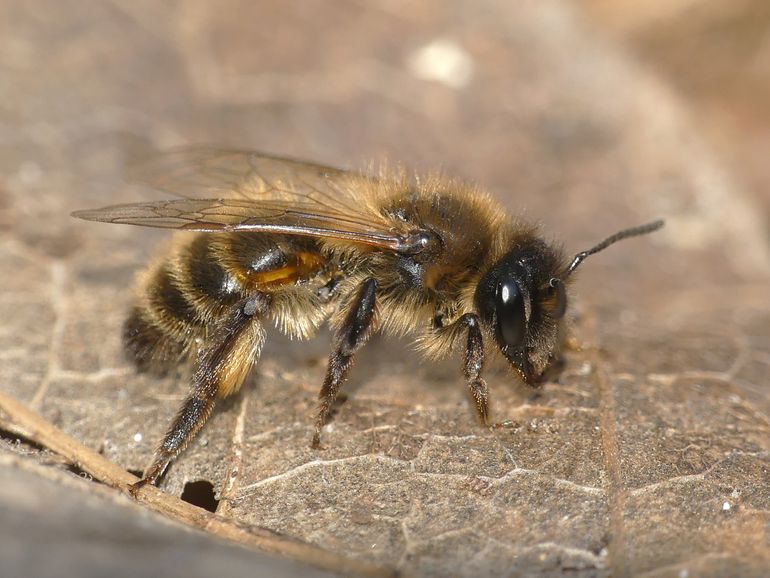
[564,219,665,277]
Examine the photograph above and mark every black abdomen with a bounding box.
[124,234,247,374]
[123,232,325,374]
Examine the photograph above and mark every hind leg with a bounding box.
[130,295,268,495]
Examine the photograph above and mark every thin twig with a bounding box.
[0,389,398,578]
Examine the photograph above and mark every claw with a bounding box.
[128,478,149,498]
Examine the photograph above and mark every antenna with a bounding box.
[565,219,664,276]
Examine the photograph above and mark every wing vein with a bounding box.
[75,147,404,252]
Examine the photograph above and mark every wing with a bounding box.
[126,146,372,208]
[73,147,410,251]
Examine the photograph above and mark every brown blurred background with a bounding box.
[583,0,770,213]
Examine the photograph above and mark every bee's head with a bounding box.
[474,220,664,384]
[474,239,566,383]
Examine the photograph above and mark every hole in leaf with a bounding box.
[181,479,219,512]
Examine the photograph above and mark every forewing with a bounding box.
[72,198,403,249]
[74,147,404,250]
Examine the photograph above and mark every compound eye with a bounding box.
[496,278,526,348]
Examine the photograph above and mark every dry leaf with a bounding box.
[1,1,768,577]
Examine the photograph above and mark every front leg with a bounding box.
[312,277,378,448]
[457,313,490,425]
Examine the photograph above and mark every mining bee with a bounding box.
[73,147,663,494]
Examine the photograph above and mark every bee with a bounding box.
[73,147,663,494]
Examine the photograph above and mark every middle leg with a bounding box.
[312,277,378,448]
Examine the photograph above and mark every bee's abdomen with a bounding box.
[178,234,243,317]
[123,306,187,374]
[123,232,328,373]
[123,234,244,374]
